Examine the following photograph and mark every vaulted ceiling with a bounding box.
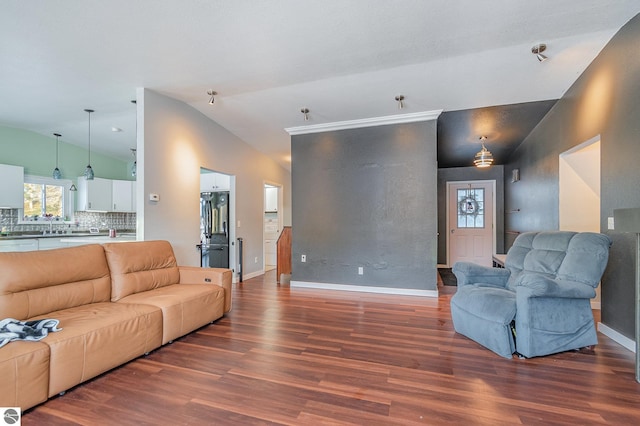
[1,1,639,170]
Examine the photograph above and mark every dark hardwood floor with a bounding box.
[24,271,640,425]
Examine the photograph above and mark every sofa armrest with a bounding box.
[179,266,232,313]
[452,262,510,287]
[515,274,596,299]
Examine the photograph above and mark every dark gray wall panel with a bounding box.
[291,121,438,290]
[437,166,504,264]
[505,13,640,339]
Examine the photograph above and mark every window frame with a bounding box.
[19,175,75,223]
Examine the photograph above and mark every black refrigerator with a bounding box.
[199,191,229,268]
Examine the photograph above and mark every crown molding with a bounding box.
[285,110,443,136]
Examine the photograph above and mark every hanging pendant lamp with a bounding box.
[84,109,95,180]
[52,132,62,179]
[131,99,137,178]
[474,136,494,168]
[130,148,137,178]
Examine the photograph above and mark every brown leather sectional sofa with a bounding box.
[0,240,232,412]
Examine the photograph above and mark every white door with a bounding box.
[448,181,494,267]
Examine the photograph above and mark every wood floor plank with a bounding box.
[22,270,640,425]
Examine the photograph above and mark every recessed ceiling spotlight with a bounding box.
[395,95,405,109]
[301,108,310,121]
[207,90,217,105]
[531,43,548,62]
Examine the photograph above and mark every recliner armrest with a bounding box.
[515,274,596,299]
[179,266,233,312]
[452,262,510,287]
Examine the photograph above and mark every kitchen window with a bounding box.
[22,175,74,221]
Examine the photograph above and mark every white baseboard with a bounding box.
[290,280,438,297]
[598,322,636,353]
[235,269,264,283]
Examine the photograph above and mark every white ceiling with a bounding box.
[1,1,639,170]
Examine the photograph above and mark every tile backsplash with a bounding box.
[0,208,136,234]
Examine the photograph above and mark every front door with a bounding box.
[448,181,494,267]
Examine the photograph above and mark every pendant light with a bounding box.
[84,109,95,180]
[131,99,137,178]
[130,148,137,177]
[474,136,494,168]
[52,132,62,179]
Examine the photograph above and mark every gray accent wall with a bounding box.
[505,13,640,339]
[437,166,505,265]
[291,121,438,291]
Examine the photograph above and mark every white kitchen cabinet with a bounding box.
[112,179,135,212]
[37,237,68,251]
[200,172,230,192]
[0,164,24,208]
[265,187,278,212]
[77,176,112,211]
[0,239,38,252]
[264,239,277,265]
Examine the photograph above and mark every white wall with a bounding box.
[559,140,600,232]
[137,88,291,275]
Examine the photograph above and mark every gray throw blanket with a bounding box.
[0,318,62,348]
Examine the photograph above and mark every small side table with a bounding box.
[492,254,507,268]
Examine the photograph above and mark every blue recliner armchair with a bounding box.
[450,231,612,358]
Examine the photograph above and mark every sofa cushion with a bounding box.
[0,244,111,319]
[31,302,163,397]
[118,284,225,344]
[0,341,49,410]
[557,233,612,287]
[506,231,576,291]
[104,240,180,302]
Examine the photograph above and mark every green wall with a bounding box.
[0,125,131,181]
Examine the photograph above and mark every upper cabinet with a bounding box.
[77,177,113,211]
[112,180,135,212]
[265,186,278,212]
[0,164,24,208]
[77,177,136,212]
[200,172,230,192]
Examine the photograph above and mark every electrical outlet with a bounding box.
[301,254,306,262]
[358,267,364,275]
[254,257,258,263]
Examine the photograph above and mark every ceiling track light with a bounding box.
[52,132,62,179]
[207,90,217,105]
[301,107,310,121]
[474,136,494,168]
[395,95,405,109]
[531,43,548,62]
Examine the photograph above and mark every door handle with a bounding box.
[451,229,455,234]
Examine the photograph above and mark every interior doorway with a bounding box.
[447,180,496,267]
[559,136,601,306]
[559,137,600,232]
[263,182,283,273]
[200,168,236,279]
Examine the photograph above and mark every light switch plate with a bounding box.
[608,216,615,230]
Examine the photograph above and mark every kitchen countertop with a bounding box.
[62,235,137,243]
[0,232,137,241]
